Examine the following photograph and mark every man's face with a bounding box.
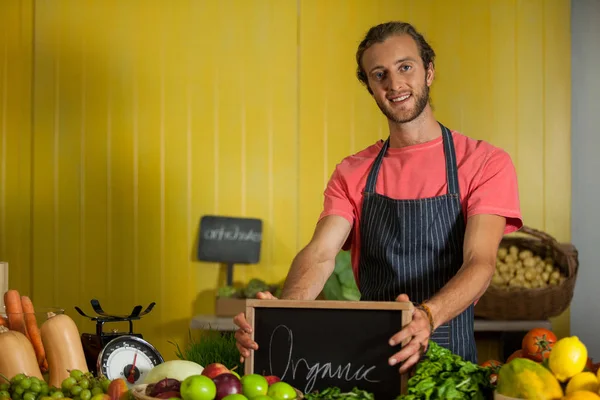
[361,34,434,124]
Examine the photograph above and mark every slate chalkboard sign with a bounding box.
[197,215,263,285]
[244,300,413,398]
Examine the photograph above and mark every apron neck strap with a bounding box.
[440,123,460,196]
[364,122,461,197]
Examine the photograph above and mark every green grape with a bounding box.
[30,383,42,393]
[61,378,77,391]
[70,385,82,397]
[12,392,23,400]
[100,380,109,394]
[0,391,9,398]
[78,380,89,391]
[20,378,32,390]
[15,386,25,395]
[23,391,36,400]
[50,391,64,399]
[79,389,91,400]
[69,371,84,382]
[12,374,26,384]
[90,388,103,397]
[40,385,50,396]
[0,384,8,391]
[40,397,54,400]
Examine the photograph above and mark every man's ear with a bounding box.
[426,62,435,87]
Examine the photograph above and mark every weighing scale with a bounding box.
[75,299,164,386]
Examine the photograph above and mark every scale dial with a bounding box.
[97,335,164,387]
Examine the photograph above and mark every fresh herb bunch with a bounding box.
[396,342,494,400]
[169,329,243,372]
[304,387,374,400]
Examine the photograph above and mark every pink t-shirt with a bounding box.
[319,130,523,279]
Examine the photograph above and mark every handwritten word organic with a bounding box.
[268,325,380,393]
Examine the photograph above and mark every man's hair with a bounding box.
[355,21,436,93]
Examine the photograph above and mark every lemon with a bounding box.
[563,391,600,400]
[549,336,588,382]
[566,372,600,394]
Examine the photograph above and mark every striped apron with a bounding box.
[357,123,477,363]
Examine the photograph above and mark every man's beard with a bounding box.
[376,82,430,124]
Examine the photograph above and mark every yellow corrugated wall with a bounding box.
[0,0,33,297]
[0,0,571,360]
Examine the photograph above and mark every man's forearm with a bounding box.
[425,261,495,330]
[280,247,336,300]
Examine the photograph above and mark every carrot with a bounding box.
[4,290,27,335]
[41,359,48,373]
[0,315,7,327]
[21,295,46,369]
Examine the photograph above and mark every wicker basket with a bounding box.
[131,383,305,400]
[474,225,579,321]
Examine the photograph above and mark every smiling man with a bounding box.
[234,21,522,373]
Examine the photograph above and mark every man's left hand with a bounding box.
[388,294,431,374]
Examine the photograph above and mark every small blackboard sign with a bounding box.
[197,215,262,264]
[244,300,413,398]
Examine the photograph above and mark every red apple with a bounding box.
[264,376,281,386]
[201,363,230,379]
[212,373,242,400]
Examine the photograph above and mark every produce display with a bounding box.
[134,362,299,400]
[483,327,600,399]
[492,245,567,290]
[5,285,599,400]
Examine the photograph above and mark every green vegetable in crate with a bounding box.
[322,251,361,301]
[396,342,494,400]
[243,278,269,299]
[217,285,238,298]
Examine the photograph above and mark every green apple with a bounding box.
[222,395,248,400]
[240,374,268,398]
[251,396,273,400]
[267,382,296,400]
[180,375,216,400]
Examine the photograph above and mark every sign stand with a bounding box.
[225,262,235,286]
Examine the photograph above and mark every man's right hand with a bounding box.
[233,291,278,362]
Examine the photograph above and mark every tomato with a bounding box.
[522,328,557,362]
[481,360,503,374]
[507,349,526,363]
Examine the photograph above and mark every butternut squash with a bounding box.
[40,312,88,388]
[0,326,43,383]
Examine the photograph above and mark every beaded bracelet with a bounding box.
[415,302,435,334]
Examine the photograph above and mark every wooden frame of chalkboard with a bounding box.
[244,299,413,398]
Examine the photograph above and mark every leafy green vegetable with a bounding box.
[396,342,494,400]
[304,386,374,400]
[322,251,361,301]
